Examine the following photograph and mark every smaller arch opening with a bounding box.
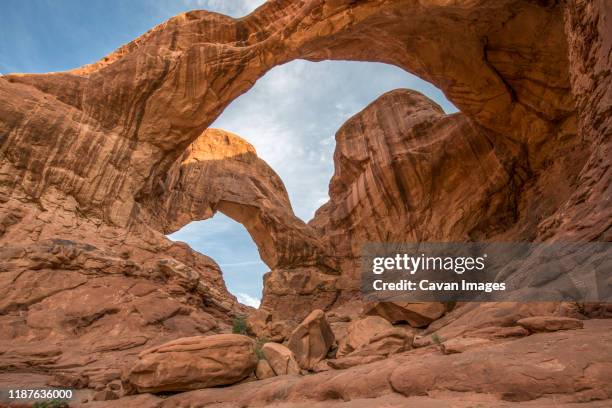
[168,213,265,308]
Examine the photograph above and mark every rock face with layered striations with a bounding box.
[0,237,245,390]
[0,0,610,405]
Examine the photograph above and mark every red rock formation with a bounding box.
[308,90,519,305]
[261,342,300,376]
[0,0,579,236]
[542,0,612,242]
[0,0,610,405]
[149,129,333,271]
[160,319,612,406]
[0,238,247,390]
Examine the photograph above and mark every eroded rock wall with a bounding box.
[541,0,612,242]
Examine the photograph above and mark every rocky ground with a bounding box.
[2,314,609,407]
[0,0,610,406]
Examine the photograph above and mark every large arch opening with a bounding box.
[167,59,457,306]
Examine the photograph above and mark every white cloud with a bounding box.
[220,260,264,267]
[236,292,261,308]
[187,0,266,17]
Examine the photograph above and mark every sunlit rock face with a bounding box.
[149,128,333,272]
[0,0,610,400]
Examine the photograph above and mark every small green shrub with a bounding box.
[431,333,443,345]
[232,315,248,335]
[254,337,269,361]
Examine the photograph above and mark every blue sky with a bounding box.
[1,0,457,307]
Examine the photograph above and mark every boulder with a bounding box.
[327,354,386,370]
[423,303,572,342]
[337,316,412,358]
[363,302,446,327]
[247,308,288,342]
[312,360,333,373]
[92,389,119,401]
[467,325,530,339]
[412,335,433,348]
[338,316,391,356]
[441,337,492,354]
[255,359,276,380]
[351,328,413,357]
[124,334,256,393]
[247,309,272,337]
[517,316,584,333]
[261,342,300,376]
[287,310,335,370]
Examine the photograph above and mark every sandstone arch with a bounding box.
[154,128,335,271]
[0,0,610,392]
[1,0,580,235]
